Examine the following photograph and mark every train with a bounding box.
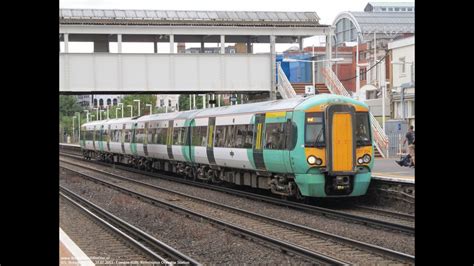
[80,94,374,198]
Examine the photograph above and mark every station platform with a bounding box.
[60,228,94,266]
[372,158,414,184]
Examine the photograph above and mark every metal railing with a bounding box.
[277,63,298,99]
[322,67,389,158]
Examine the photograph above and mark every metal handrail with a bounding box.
[277,64,297,99]
[322,67,389,157]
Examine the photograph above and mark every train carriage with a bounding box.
[80,94,374,198]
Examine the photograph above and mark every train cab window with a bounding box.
[355,112,371,146]
[191,126,207,146]
[264,123,286,150]
[305,113,325,147]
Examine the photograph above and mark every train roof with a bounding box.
[80,94,368,127]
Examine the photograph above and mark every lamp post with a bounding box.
[93,108,99,121]
[127,105,133,117]
[106,105,109,119]
[75,112,81,143]
[100,110,105,120]
[84,110,89,123]
[282,57,344,93]
[118,103,124,118]
[134,99,141,116]
[115,107,120,119]
[72,116,76,143]
[146,104,152,115]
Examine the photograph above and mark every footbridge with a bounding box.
[59,9,334,99]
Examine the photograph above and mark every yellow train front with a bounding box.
[289,94,374,197]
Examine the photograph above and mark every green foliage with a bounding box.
[120,95,157,117]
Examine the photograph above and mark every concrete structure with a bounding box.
[59,9,333,100]
[388,36,414,126]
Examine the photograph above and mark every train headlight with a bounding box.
[307,156,317,165]
[357,158,364,164]
[363,154,371,163]
[307,156,322,165]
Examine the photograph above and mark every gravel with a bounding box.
[60,168,313,265]
[60,157,415,255]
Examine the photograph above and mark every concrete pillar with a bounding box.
[193,94,196,109]
[247,38,253,53]
[218,94,221,107]
[201,37,205,53]
[170,34,174,53]
[117,34,122,53]
[64,34,69,53]
[189,95,192,110]
[240,94,244,104]
[298,36,303,51]
[203,95,206,109]
[220,35,225,54]
[154,37,158,53]
[270,35,276,100]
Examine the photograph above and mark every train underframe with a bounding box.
[83,149,302,198]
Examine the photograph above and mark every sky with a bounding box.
[60,0,412,53]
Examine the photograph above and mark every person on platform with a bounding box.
[396,126,415,168]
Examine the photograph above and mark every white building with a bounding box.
[388,36,415,126]
[156,95,180,112]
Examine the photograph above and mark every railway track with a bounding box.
[60,186,200,266]
[60,159,415,265]
[60,152,414,234]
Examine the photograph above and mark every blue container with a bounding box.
[276,53,312,83]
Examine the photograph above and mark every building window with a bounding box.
[408,8,412,11]
[388,8,393,11]
[381,8,386,11]
[168,100,172,107]
[99,99,104,107]
[399,57,406,75]
[394,8,399,11]
[113,98,117,106]
[107,98,111,106]
[160,99,164,107]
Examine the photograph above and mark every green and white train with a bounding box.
[80,94,374,198]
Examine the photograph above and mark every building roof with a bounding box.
[335,11,414,35]
[60,9,321,27]
[366,2,414,8]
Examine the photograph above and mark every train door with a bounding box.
[262,111,291,173]
[130,122,138,155]
[166,120,174,160]
[106,124,111,152]
[252,114,266,171]
[98,125,104,152]
[184,119,194,163]
[326,105,356,174]
[206,117,216,165]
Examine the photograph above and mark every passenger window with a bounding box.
[214,126,226,147]
[234,125,246,148]
[244,124,254,148]
[264,123,286,150]
[224,125,235,147]
[191,126,207,146]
